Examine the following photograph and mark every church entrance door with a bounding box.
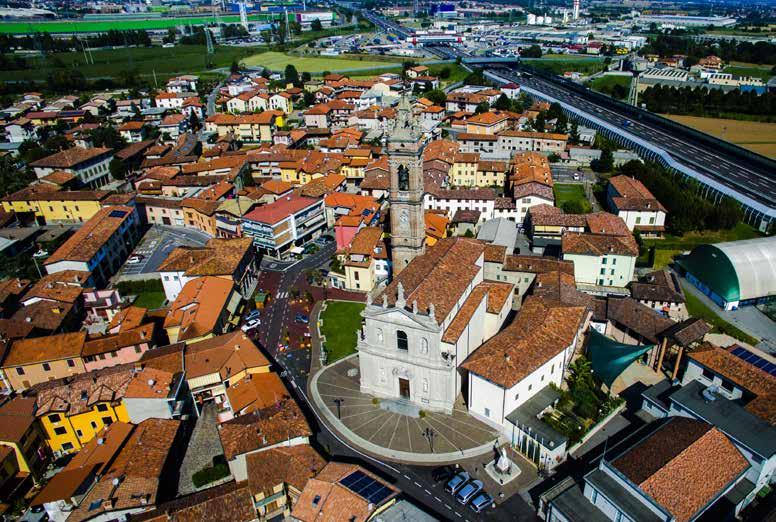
[398,378,410,399]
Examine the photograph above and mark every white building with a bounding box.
[28,146,114,188]
[462,296,589,470]
[606,175,667,236]
[424,188,497,222]
[242,195,326,258]
[357,238,513,414]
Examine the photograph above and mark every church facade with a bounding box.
[357,238,514,414]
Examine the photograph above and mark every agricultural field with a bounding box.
[0,13,292,34]
[523,56,606,76]
[662,115,776,159]
[0,45,257,83]
[242,51,404,73]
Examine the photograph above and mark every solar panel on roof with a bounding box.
[108,210,128,218]
[731,346,776,377]
[339,470,393,505]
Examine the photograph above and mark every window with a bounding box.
[612,258,617,265]
[551,364,555,374]
[649,217,655,224]
[701,368,715,381]
[15,367,25,376]
[720,379,735,393]
[67,359,75,368]
[635,217,641,224]
[423,379,429,392]
[42,363,51,372]
[62,442,74,451]
[600,268,606,275]
[421,338,428,355]
[76,429,83,438]
[514,393,519,400]
[135,346,142,353]
[396,330,408,351]
[53,427,67,436]
[48,414,61,423]
[90,421,98,430]
[96,404,109,412]
[528,384,532,391]
[602,258,607,265]
[376,329,384,344]
[102,417,114,426]
[484,407,490,418]
[354,271,359,281]
[610,269,615,276]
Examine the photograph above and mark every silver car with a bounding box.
[444,471,470,495]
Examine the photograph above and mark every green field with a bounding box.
[589,75,632,98]
[320,301,365,363]
[133,290,166,309]
[0,13,294,34]
[523,56,606,76]
[682,285,759,346]
[554,183,592,213]
[0,45,257,82]
[723,64,774,82]
[243,51,404,73]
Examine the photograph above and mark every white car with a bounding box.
[241,318,261,332]
[127,255,144,264]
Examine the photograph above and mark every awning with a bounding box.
[588,329,653,388]
[289,246,304,254]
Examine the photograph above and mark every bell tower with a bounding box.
[388,96,425,276]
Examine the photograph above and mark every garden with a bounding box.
[541,357,623,444]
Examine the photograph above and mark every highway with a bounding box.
[493,70,776,213]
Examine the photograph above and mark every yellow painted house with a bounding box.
[34,371,133,454]
[1,187,110,225]
[205,111,283,143]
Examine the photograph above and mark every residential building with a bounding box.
[118,121,147,143]
[541,417,754,522]
[1,187,110,225]
[242,195,326,258]
[245,444,326,520]
[291,462,400,522]
[163,276,242,344]
[0,397,49,483]
[43,205,141,288]
[32,422,134,521]
[511,152,555,224]
[205,112,284,143]
[2,332,86,391]
[158,237,259,302]
[29,147,114,188]
[607,175,667,236]
[67,418,184,521]
[182,331,271,419]
[81,323,155,371]
[219,396,312,482]
[341,227,385,292]
[358,238,514,414]
[629,269,686,318]
[424,187,497,222]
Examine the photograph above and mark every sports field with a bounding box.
[242,51,404,73]
[663,114,776,159]
[0,13,291,34]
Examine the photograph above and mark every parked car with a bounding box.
[445,471,470,495]
[127,255,144,264]
[455,479,483,505]
[470,491,493,512]
[244,309,261,322]
[241,318,261,332]
[432,465,455,483]
[295,313,309,324]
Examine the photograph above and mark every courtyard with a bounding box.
[311,355,500,463]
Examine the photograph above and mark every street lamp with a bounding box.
[333,398,344,420]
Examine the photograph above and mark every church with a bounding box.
[357,99,515,413]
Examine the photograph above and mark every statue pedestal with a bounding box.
[485,458,521,485]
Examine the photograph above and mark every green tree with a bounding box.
[109,157,127,180]
[89,126,127,150]
[562,199,587,214]
[475,101,490,114]
[230,60,241,75]
[188,111,201,132]
[570,121,580,144]
[284,64,300,86]
[591,148,614,172]
[493,93,512,111]
[311,18,323,31]
[0,155,34,196]
[439,66,451,79]
[302,90,316,107]
[424,89,447,106]
[521,44,542,58]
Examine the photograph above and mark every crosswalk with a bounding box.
[276,291,289,299]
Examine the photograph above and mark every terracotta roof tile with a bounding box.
[163,277,236,341]
[246,444,325,496]
[4,331,85,366]
[44,206,135,265]
[29,147,112,169]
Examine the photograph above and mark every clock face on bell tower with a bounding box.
[388,95,426,276]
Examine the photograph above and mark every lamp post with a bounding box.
[333,398,344,420]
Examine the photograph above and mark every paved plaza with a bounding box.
[312,356,499,462]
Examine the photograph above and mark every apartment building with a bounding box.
[242,195,326,258]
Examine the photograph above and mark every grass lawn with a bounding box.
[554,183,591,212]
[0,45,258,82]
[682,285,760,346]
[724,64,774,82]
[133,291,166,309]
[589,75,631,96]
[320,301,365,363]
[243,51,403,73]
[523,57,606,75]
[644,223,762,251]
[661,114,776,158]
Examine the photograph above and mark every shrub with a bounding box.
[191,461,230,488]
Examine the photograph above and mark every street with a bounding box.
[251,244,538,521]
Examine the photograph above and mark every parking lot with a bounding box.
[119,225,212,278]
